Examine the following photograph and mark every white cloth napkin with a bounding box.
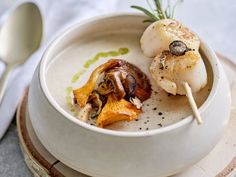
[0,0,118,140]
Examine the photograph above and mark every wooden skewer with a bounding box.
[183,82,203,124]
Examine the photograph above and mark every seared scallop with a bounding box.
[141,19,200,57]
[150,49,207,95]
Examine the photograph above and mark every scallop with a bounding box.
[141,19,200,57]
[150,50,207,95]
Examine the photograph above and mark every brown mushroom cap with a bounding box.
[105,70,126,100]
[73,59,152,127]
[73,59,124,107]
[88,91,107,118]
[120,61,152,102]
[122,74,137,99]
[96,61,151,102]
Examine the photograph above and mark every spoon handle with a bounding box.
[0,65,14,104]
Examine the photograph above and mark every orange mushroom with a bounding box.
[73,59,152,127]
[96,94,142,127]
[73,59,123,107]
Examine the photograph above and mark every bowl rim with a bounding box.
[39,12,220,137]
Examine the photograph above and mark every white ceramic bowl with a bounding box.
[28,14,231,177]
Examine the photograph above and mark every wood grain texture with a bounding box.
[17,90,78,177]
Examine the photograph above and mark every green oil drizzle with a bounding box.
[83,48,129,68]
[71,69,86,83]
[66,47,129,113]
[66,86,73,95]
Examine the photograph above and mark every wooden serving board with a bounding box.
[17,54,236,177]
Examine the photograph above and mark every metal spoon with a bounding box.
[0,2,43,103]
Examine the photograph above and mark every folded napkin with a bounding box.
[0,0,118,140]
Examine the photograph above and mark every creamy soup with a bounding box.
[46,31,213,131]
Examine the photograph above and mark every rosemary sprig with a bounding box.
[131,5,160,22]
[131,0,183,22]
[154,0,166,19]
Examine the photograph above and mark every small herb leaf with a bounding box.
[143,19,156,23]
[131,0,183,22]
[131,5,160,21]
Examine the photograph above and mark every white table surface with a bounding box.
[0,0,235,176]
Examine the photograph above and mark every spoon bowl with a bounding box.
[0,2,43,102]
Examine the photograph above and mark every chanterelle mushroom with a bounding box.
[88,91,106,117]
[73,59,152,127]
[73,59,123,107]
[96,94,142,128]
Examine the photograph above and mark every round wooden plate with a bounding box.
[17,54,236,177]
[16,89,89,177]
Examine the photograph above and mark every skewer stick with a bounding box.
[183,82,203,124]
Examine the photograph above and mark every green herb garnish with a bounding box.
[131,0,183,22]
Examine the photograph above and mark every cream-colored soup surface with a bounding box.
[46,31,212,131]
